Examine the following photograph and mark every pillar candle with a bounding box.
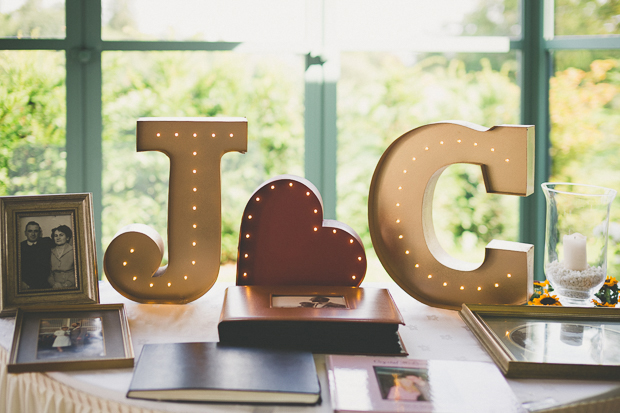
[563,233,587,271]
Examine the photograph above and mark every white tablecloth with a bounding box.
[1,281,620,413]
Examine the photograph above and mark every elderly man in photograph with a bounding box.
[20,221,54,290]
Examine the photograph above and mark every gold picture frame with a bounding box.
[8,304,134,373]
[0,193,99,316]
[460,303,620,379]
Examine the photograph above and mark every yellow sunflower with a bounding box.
[604,276,618,288]
[529,293,562,306]
[534,280,549,288]
[593,299,617,308]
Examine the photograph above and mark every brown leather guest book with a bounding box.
[218,285,407,355]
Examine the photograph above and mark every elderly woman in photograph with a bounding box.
[48,225,76,289]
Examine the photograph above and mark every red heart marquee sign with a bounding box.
[236,175,366,286]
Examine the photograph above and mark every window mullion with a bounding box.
[519,0,551,281]
[65,0,103,271]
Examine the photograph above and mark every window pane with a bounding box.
[555,0,620,36]
[0,50,66,195]
[0,0,65,39]
[550,50,620,277]
[326,0,520,51]
[101,0,306,43]
[102,51,304,263]
[338,52,520,281]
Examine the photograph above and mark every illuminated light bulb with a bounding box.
[248,215,252,219]
[415,264,419,268]
[191,260,196,265]
[474,142,478,146]
[168,282,172,287]
[460,286,465,290]
[440,141,444,145]
[358,256,362,261]
[398,235,403,239]
[130,248,134,253]
[122,261,127,266]
[156,133,161,137]
[149,283,154,287]
[333,229,337,234]
[289,183,293,187]
[491,148,495,152]
[244,253,249,258]
[271,185,275,189]
[477,287,482,291]
[507,273,512,278]
[306,191,310,196]
[243,272,247,277]
[193,151,197,155]
[396,203,400,207]
[192,206,197,210]
[398,186,402,190]
[192,224,197,228]
[193,133,197,137]
[192,242,196,246]
[245,234,250,238]
[229,133,234,137]
[396,219,400,223]
[505,158,510,162]
[505,331,510,337]
[349,239,354,244]
[457,139,462,143]
[184,275,188,280]
[314,227,318,232]
[193,188,197,192]
[428,274,432,278]
[211,133,216,137]
[412,157,416,161]
[174,133,179,137]
[132,276,137,281]
[443,282,448,286]
[403,170,407,174]
[352,275,356,280]
[495,283,499,287]
[192,169,197,174]
[313,209,318,213]
[255,197,260,202]
[405,250,410,254]
[425,147,429,151]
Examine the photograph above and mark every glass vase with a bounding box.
[542,183,617,307]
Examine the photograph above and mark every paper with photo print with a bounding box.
[326,355,522,413]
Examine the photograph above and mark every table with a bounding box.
[1,281,620,413]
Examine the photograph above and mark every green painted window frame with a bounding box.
[1,0,619,279]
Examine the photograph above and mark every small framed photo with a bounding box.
[0,193,99,316]
[8,304,134,372]
[460,303,620,379]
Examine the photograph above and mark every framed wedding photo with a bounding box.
[8,304,134,372]
[0,193,99,316]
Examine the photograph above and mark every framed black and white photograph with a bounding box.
[0,193,99,316]
[460,303,620,379]
[8,304,133,373]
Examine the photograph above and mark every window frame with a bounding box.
[1,0,619,279]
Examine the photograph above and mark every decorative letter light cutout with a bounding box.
[237,175,366,286]
[104,118,248,303]
[368,122,534,310]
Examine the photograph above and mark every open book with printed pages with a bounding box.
[218,285,407,355]
[326,355,522,413]
[127,342,321,404]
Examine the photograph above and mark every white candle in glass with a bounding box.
[563,233,588,271]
